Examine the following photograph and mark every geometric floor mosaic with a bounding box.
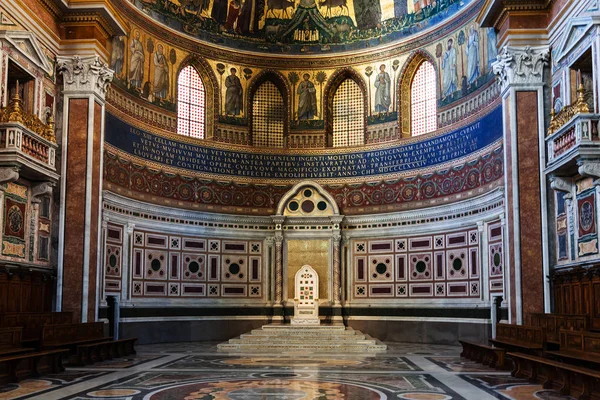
[0,342,578,400]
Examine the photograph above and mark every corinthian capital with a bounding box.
[57,55,114,100]
[492,46,549,91]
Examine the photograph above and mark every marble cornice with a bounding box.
[343,188,504,227]
[38,0,62,20]
[61,12,116,39]
[103,186,504,233]
[479,0,551,28]
[103,191,273,226]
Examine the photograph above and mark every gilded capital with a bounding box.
[57,55,114,100]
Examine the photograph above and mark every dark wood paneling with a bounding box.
[0,273,53,313]
[552,265,600,330]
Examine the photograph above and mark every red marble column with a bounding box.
[57,56,113,322]
[515,91,544,318]
[62,98,89,322]
[494,46,550,323]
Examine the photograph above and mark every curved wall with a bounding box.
[100,0,506,345]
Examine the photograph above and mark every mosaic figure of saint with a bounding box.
[353,0,382,30]
[297,73,317,120]
[225,0,241,30]
[225,68,243,115]
[153,44,169,100]
[212,0,229,24]
[442,38,458,97]
[466,25,480,85]
[487,28,498,69]
[110,36,124,76]
[237,0,265,34]
[129,31,145,89]
[374,64,391,113]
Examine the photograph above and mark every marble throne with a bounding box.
[291,265,320,325]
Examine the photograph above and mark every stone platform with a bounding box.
[217,324,387,353]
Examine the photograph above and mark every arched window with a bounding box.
[252,81,284,148]
[177,65,205,139]
[410,61,436,136]
[332,79,364,147]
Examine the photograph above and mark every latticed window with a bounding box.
[177,65,205,139]
[411,61,436,136]
[252,81,284,148]
[332,79,364,147]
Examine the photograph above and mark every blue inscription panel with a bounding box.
[105,106,502,180]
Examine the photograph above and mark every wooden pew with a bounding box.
[546,330,600,370]
[508,352,600,399]
[42,323,136,366]
[0,327,33,357]
[0,312,73,344]
[529,313,589,346]
[459,340,508,369]
[0,348,68,384]
[489,323,546,356]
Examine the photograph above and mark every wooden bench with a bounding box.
[459,340,508,369]
[0,348,68,384]
[508,352,600,399]
[42,322,136,366]
[489,323,546,356]
[546,330,600,370]
[0,312,73,345]
[529,313,589,346]
[0,327,34,357]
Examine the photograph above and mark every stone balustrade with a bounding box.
[546,114,600,167]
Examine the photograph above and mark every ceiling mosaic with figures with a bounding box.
[130,0,475,54]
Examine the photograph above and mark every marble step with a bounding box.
[239,333,366,341]
[261,324,347,331]
[228,337,376,345]
[217,342,387,352]
[252,326,355,336]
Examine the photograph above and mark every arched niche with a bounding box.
[271,181,343,315]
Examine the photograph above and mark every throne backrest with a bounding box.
[295,265,319,307]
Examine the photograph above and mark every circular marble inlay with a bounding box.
[88,389,140,397]
[452,258,462,271]
[228,388,306,399]
[303,189,313,198]
[288,201,299,211]
[188,261,200,273]
[399,393,452,400]
[229,263,241,274]
[415,261,426,273]
[109,254,118,268]
[317,201,327,211]
[493,253,501,267]
[151,259,161,271]
[376,263,387,274]
[301,200,315,213]
[149,379,380,400]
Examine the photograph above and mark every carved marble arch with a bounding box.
[176,56,219,139]
[276,181,340,217]
[247,69,290,147]
[323,67,368,147]
[398,50,438,138]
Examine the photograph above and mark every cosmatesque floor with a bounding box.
[0,342,577,400]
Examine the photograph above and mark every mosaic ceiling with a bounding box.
[132,0,475,54]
